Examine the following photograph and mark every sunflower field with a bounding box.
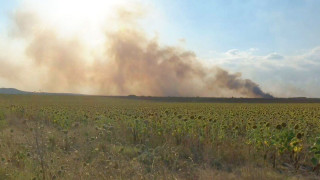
[0,95,320,179]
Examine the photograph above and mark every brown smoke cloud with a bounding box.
[25,31,88,91]
[1,8,273,98]
[0,60,21,82]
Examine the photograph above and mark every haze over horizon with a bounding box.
[0,0,320,97]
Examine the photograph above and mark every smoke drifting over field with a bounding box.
[0,7,272,98]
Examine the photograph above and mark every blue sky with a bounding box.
[0,0,18,31]
[1,0,320,97]
[151,0,320,56]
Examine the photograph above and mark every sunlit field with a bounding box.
[1,95,320,179]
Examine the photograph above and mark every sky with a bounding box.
[0,0,320,97]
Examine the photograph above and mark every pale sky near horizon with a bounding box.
[1,0,320,97]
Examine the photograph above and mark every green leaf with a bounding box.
[315,151,320,155]
[311,157,318,166]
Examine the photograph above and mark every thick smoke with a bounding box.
[1,9,273,98]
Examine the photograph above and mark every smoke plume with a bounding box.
[0,60,21,82]
[0,8,273,98]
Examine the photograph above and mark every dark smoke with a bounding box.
[213,68,273,98]
[1,10,273,98]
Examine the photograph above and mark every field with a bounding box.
[1,95,320,179]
